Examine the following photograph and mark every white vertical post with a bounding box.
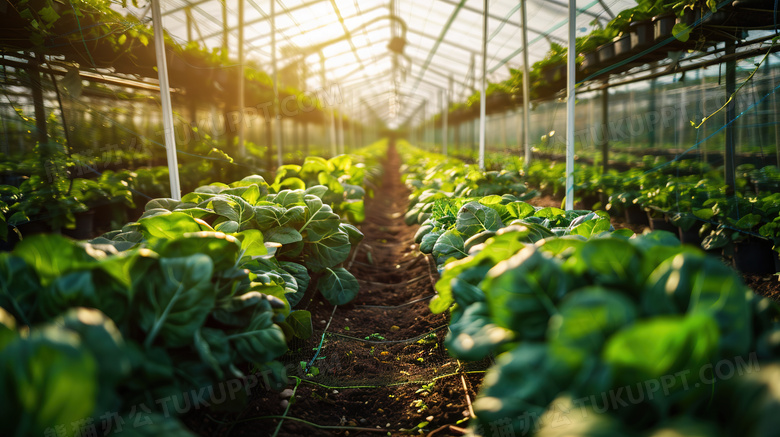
[521,1,532,166]
[237,0,245,157]
[478,0,488,170]
[321,55,337,157]
[444,76,451,156]
[338,106,345,154]
[271,0,283,167]
[564,0,576,211]
[151,0,182,200]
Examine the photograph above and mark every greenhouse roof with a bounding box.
[119,0,636,127]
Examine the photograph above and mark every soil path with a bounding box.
[188,142,485,436]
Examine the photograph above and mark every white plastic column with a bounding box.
[521,0,531,166]
[237,0,245,157]
[271,0,283,167]
[478,0,488,170]
[151,0,182,200]
[564,0,576,211]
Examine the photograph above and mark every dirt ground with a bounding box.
[184,143,484,437]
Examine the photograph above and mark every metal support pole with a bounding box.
[601,88,609,174]
[478,0,488,170]
[338,107,345,154]
[221,0,228,55]
[151,0,182,200]
[564,0,576,210]
[521,0,532,166]
[237,0,245,157]
[444,76,451,156]
[725,39,736,191]
[321,55,337,157]
[271,0,282,168]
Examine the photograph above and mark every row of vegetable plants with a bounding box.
[0,143,386,437]
[400,143,780,437]
[440,147,780,274]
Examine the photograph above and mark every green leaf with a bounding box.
[135,254,216,348]
[318,267,359,305]
[0,330,98,436]
[672,22,691,42]
[432,230,467,265]
[235,229,267,258]
[569,218,611,237]
[228,310,287,363]
[455,201,504,236]
[286,310,313,339]
[303,229,351,272]
[264,226,303,245]
[139,212,213,242]
[14,234,101,286]
[156,232,241,271]
[145,198,181,212]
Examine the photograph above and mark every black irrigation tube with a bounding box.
[329,324,448,345]
[355,294,435,309]
[356,274,429,288]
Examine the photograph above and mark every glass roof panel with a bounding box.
[117,0,640,125]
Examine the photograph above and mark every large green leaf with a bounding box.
[0,330,98,437]
[286,310,313,339]
[155,232,241,271]
[455,201,504,236]
[432,230,467,265]
[135,254,216,348]
[300,195,342,241]
[318,267,359,305]
[228,310,287,363]
[303,229,351,272]
[139,212,213,242]
[209,195,256,231]
[603,313,719,414]
[483,246,569,340]
[13,234,102,286]
[264,226,303,245]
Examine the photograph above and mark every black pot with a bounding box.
[613,34,632,58]
[63,210,95,240]
[653,14,678,42]
[625,204,650,226]
[581,51,599,72]
[648,213,678,234]
[542,64,566,84]
[597,41,616,63]
[678,226,703,246]
[733,238,776,275]
[630,20,655,50]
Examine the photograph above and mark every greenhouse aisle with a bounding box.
[189,143,486,437]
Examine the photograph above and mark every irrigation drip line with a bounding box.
[329,324,448,344]
[271,377,301,437]
[355,294,435,309]
[304,304,338,375]
[356,274,429,288]
[352,253,424,269]
[294,369,488,391]
[219,413,394,433]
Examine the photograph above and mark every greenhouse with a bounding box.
[3,0,780,436]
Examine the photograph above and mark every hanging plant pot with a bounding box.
[733,237,776,275]
[624,204,650,226]
[653,14,679,44]
[648,212,678,234]
[613,33,632,59]
[541,64,566,84]
[678,226,703,246]
[581,51,599,73]
[630,20,655,50]
[597,41,616,64]
[63,210,95,240]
